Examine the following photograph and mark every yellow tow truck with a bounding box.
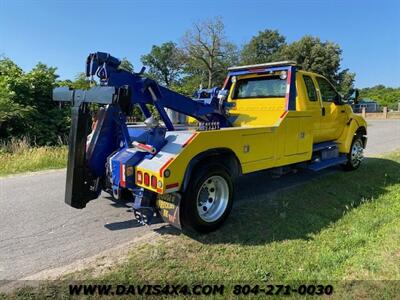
[54,54,366,233]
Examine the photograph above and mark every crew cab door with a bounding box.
[315,76,347,141]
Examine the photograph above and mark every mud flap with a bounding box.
[156,193,182,229]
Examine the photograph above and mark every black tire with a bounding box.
[342,134,364,171]
[182,163,234,233]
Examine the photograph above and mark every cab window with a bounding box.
[316,77,339,102]
[232,76,286,99]
[303,75,317,101]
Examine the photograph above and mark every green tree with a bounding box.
[72,72,91,89]
[0,57,70,145]
[360,85,400,109]
[118,58,134,73]
[58,72,91,90]
[282,35,354,94]
[0,57,33,139]
[171,75,203,96]
[283,36,341,81]
[241,29,286,64]
[182,17,239,88]
[335,69,356,95]
[24,63,70,145]
[0,89,31,132]
[141,42,183,87]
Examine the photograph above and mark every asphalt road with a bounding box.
[363,119,400,156]
[0,119,399,281]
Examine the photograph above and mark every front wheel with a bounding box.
[182,164,234,233]
[342,135,364,170]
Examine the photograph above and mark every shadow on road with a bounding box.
[157,157,400,245]
[104,219,143,231]
[103,195,132,209]
[102,195,144,231]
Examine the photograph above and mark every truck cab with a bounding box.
[227,67,365,144]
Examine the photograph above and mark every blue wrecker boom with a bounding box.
[53,52,230,217]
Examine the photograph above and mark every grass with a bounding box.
[2,151,400,299]
[0,138,67,176]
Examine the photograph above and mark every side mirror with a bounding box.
[354,89,360,104]
[343,88,360,104]
[334,93,342,105]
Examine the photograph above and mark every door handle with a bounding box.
[341,110,345,113]
[321,107,326,116]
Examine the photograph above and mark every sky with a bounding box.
[0,0,399,88]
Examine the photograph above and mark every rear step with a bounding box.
[308,141,347,171]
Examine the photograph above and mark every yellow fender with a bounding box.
[336,117,366,154]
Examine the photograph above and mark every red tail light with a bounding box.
[144,173,150,186]
[151,175,157,189]
[137,171,143,184]
[120,163,126,187]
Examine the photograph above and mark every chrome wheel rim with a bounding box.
[351,139,364,167]
[196,175,229,223]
